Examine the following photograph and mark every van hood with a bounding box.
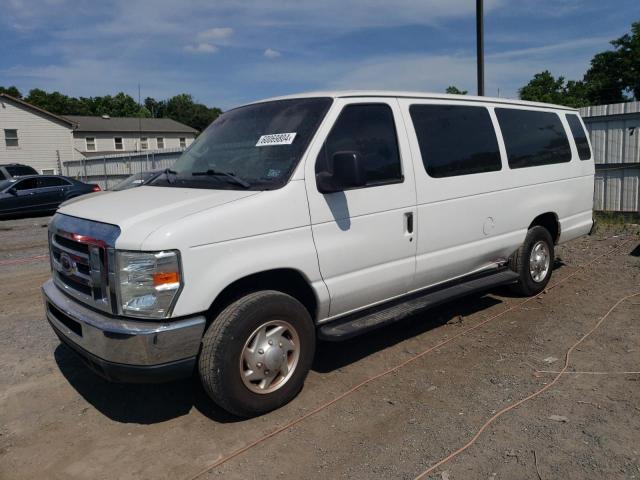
[58,186,259,247]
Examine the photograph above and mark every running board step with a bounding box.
[318,269,519,342]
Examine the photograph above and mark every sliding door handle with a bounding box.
[405,212,414,234]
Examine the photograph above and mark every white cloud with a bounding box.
[199,27,233,40]
[184,43,219,54]
[263,48,281,59]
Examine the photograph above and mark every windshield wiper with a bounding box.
[162,168,177,184]
[191,169,250,188]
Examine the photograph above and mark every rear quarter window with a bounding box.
[6,165,38,177]
[566,114,592,160]
[495,108,571,168]
[409,104,501,177]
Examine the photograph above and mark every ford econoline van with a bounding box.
[42,91,595,417]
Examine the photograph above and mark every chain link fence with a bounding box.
[63,148,185,190]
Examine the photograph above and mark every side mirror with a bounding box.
[316,151,366,194]
[7,187,18,196]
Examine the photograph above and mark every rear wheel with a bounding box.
[198,290,315,417]
[509,226,554,296]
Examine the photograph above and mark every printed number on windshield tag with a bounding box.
[256,132,297,147]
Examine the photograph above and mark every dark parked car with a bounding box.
[0,163,38,180]
[110,169,162,191]
[0,175,101,219]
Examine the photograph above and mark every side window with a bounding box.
[38,177,67,187]
[13,178,38,191]
[496,108,571,168]
[566,114,592,160]
[6,165,37,176]
[316,103,402,187]
[410,104,501,177]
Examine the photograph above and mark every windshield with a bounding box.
[149,97,332,190]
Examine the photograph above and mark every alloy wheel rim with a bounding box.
[529,240,551,283]
[240,320,300,394]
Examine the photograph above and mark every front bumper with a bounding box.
[42,279,206,383]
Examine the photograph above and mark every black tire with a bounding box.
[509,226,555,296]
[199,290,315,418]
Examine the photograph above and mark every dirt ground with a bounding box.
[1,215,639,480]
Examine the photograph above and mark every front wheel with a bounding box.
[198,290,315,417]
[509,226,554,296]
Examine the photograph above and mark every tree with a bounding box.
[0,86,22,98]
[446,85,468,95]
[519,71,590,107]
[584,21,640,104]
[520,21,640,106]
[2,86,220,131]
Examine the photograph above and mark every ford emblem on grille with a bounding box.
[59,252,77,275]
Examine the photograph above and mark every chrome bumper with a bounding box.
[42,279,206,377]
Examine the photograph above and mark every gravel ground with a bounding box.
[0,215,639,480]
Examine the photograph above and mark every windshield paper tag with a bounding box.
[256,132,297,147]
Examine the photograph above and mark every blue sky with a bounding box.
[1,0,639,110]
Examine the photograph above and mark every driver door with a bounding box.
[305,98,417,318]
[1,178,40,216]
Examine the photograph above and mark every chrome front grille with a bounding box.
[48,214,120,314]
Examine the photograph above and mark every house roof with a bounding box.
[0,93,77,127]
[64,115,198,134]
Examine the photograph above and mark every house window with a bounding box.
[140,137,148,150]
[179,137,187,148]
[156,137,164,149]
[114,137,124,150]
[41,169,57,175]
[4,129,19,148]
[86,137,96,151]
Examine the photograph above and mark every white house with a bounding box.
[66,115,198,158]
[0,93,76,174]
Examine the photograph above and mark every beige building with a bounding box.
[0,93,76,174]
[66,115,198,158]
[0,93,199,175]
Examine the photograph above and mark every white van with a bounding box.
[42,91,595,416]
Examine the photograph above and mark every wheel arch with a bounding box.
[206,268,319,327]
[529,212,560,244]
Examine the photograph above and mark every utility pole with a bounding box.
[138,82,142,152]
[476,0,485,96]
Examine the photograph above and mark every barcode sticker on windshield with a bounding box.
[256,132,297,147]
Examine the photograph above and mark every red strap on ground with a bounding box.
[184,236,636,480]
[0,254,49,266]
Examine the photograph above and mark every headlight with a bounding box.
[116,250,182,319]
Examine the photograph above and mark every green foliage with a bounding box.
[0,86,22,98]
[519,71,590,107]
[145,94,222,132]
[446,85,468,95]
[0,86,221,131]
[520,21,640,106]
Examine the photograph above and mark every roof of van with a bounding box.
[247,90,579,112]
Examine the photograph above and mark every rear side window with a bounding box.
[316,103,402,187]
[496,109,571,168]
[6,165,37,177]
[410,104,501,177]
[39,177,69,187]
[566,114,591,160]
